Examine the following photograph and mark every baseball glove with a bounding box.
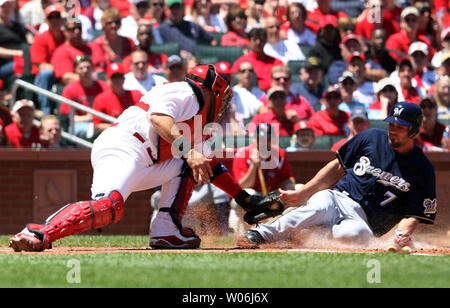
[243,190,285,225]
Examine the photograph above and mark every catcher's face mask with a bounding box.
[186,64,233,123]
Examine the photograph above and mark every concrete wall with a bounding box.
[0,149,448,235]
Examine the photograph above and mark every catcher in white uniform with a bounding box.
[10,64,263,251]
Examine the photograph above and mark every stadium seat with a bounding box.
[312,136,333,150]
[223,135,250,148]
[440,119,450,127]
[210,32,224,45]
[278,136,292,149]
[194,45,244,66]
[287,60,305,83]
[300,45,311,57]
[93,29,104,39]
[370,120,389,130]
[199,56,219,65]
[151,42,181,57]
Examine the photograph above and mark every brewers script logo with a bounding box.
[353,156,411,192]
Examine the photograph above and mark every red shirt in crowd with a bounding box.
[330,137,349,152]
[30,30,65,75]
[221,31,250,49]
[232,143,294,193]
[306,8,347,33]
[259,93,315,120]
[60,80,109,116]
[122,52,168,73]
[4,122,41,147]
[0,106,12,128]
[355,8,401,40]
[401,87,421,105]
[91,35,136,66]
[249,110,296,137]
[416,122,447,148]
[385,30,435,62]
[308,110,349,137]
[231,50,283,92]
[92,90,143,125]
[50,42,105,80]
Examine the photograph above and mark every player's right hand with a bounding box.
[184,149,213,184]
[279,188,303,206]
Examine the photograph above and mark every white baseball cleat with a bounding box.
[150,227,201,249]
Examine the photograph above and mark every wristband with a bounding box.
[172,136,191,158]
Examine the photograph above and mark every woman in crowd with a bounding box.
[280,2,316,47]
[221,7,249,49]
[92,8,135,66]
[185,0,227,33]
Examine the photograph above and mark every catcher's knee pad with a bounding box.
[28,190,124,247]
[160,163,196,232]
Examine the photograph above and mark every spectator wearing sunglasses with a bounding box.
[416,95,447,151]
[415,0,441,51]
[386,6,436,63]
[231,28,283,92]
[39,0,94,42]
[259,65,314,122]
[224,61,266,136]
[31,4,65,115]
[221,7,249,49]
[50,18,105,85]
[92,8,136,67]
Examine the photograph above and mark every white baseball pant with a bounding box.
[253,189,374,244]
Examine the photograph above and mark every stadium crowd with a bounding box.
[0,0,450,153]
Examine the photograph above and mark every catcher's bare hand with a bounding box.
[184,149,213,184]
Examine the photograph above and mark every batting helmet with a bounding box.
[185,64,233,123]
[384,101,423,138]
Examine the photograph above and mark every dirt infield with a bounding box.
[1,246,449,255]
[1,233,449,255]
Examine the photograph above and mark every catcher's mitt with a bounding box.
[243,190,285,225]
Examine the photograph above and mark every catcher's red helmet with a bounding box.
[186,64,233,123]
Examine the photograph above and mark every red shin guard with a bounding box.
[27,191,124,249]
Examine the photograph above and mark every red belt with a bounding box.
[133,132,158,164]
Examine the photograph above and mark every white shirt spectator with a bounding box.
[353,81,377,108]
[20,0,45,29]
[123,72,168,95]
[286,27,316,47]
[264,40,306,63]
[184,14,227,33]
[231,85,264,120]
[389,69,437,94]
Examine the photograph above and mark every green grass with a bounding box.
[1,235,449,288]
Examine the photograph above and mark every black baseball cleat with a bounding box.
[243,230,265,245]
